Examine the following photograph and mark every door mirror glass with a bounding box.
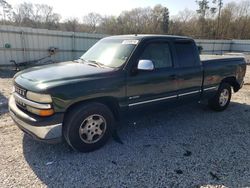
[137,60,154,71]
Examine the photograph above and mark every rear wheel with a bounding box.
[63,103,115,152]
[208,83,232,111]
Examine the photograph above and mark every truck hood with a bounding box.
[14,61,115,91]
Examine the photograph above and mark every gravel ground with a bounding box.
[0,67,250,188]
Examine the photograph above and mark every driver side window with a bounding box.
[140,42,172,69]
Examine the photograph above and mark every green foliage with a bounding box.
[196,0,210,18]
[1,0,250,39]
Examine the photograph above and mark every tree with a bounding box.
[152,4,169,33]
[83,12,102,33]
[196,0,210,18]
[63,18,80,32]
[3,0,250,39]
[12,2,34,26]
[12,2,60,28]
[100,16,118,34]
[211,0,223,38]
[116,7,153,34]
[0,0,12,22]
[34,4,60,25]
[169,9,198,37]
[177,8,197,23]
[235,1,250,39]
[196,0,210,37]
[106,5,169,34]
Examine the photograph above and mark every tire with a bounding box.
[63,102,115,152]
[208,83,232,111]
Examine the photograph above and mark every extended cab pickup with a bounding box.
[9,35,247,152]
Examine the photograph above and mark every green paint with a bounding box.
[13,35,246,114]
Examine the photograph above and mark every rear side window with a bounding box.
[175,41,197,67]
[140,42,172,69]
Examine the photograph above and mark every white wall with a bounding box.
[195,39,232,55]
[1,25,250,66]
[0,25,106,66]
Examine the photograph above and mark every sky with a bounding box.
[7,0,246,20]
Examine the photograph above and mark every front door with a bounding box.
[126,40,178,107]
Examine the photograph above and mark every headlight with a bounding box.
[26,91,52,103]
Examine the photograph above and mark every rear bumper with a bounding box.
[9,95,63,143]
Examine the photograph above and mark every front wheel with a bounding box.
[208,83,232,111]
[63,103,115,152]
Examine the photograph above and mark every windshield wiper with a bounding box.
[78,58,111,68]
[73,59,83,63]
[86,60,111,68]
[78,58,87,63]
[86,60,102,67]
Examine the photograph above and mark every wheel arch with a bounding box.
[64,97,121,121]
[221,76,240,92]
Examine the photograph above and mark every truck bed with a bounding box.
[200,54,246,92]
[200,54,245,63]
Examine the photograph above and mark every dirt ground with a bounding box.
[0,66,250,188]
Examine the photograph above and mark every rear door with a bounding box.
[126,39,179,107]
[173,40,203,99]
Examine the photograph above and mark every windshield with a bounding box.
[80,38,138,68]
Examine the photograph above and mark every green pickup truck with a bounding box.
[9,35,247,152]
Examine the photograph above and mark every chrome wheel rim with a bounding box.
[79,114,107,144]
[219,89,229,107]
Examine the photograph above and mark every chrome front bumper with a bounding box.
[9,95,63,143]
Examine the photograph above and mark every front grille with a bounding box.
[15,85,26,97]
[14,84,27,109]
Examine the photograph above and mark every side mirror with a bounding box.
[137,60,154,71]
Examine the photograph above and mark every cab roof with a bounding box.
[105,34,192,41]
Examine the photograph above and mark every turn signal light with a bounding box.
[26,106,54,117]
[39,109,55,116]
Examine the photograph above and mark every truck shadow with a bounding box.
[0,92,9,115]
[22,102,250,187]
[0,69,15,115]
[0,69,16,78]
